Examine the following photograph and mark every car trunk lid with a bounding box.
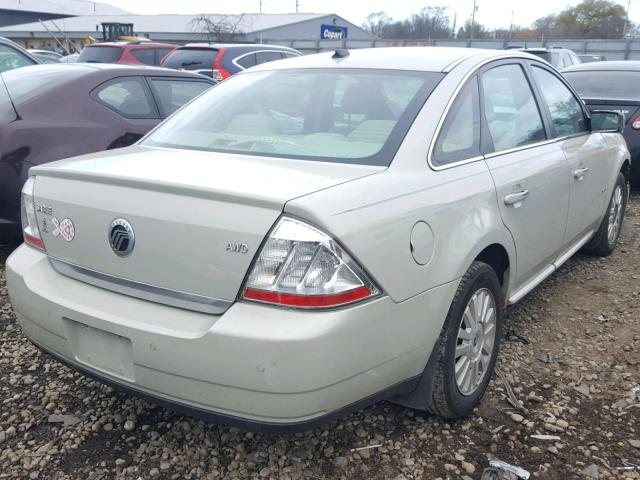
[31,145,383,312]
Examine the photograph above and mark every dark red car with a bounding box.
[77,42,177,66]
[0,63,214,242]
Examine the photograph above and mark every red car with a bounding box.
[77,42,177,66]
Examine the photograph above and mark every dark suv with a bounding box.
[517,47,581,69]
[161,43,301,81]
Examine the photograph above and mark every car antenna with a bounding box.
[332,48,349,59]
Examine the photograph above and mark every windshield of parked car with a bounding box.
[563,71,640,101]
[144,68,443,165]
[77,46,123,63]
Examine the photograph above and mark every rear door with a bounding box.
[480,61,571,291]
[530,64,609,245]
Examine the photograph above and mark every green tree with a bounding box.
[457,19,489,39]
[533,0,627,38]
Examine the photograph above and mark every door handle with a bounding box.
[573,167,590,179]
[504,190,530,206]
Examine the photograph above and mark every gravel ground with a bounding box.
[1,192,639,480]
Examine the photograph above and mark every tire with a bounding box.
[427,261,503,418]
[584,172,627,257]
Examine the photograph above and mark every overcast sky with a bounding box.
[99,0,639,30]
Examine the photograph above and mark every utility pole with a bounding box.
[259,0,262,14]
[470,0,477,41]
[296,0,300,13]
[623,0,631,37]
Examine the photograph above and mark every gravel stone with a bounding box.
[0,192,639,479]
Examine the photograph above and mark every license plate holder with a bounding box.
[66,320,134,381]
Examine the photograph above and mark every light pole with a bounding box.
[623,0,631,37]
[470,0,477,41]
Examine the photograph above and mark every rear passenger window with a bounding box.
[94,78,155,118]
[255,51,284,65]
[532,67,587,137]
[131,48,155,65]
[481,64,546,152]
[155,48,174,65]
[149,79,212,117]
[236,53,256,69]
[432,77,481,166]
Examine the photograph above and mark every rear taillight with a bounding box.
[632,116,640,131]
[242,217,380,309]
[213,48,231,80]
[20,177,45,251]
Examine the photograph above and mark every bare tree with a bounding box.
[190,14,247,43]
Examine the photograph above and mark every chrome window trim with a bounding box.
[48,257,232,315]
[427,55,569,171]
[232,49,301,71]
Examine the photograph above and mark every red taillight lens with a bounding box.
[241,217,380,309]
[244,286,373,308]
[20,177,45,251]
[213,48,231,79]
[632,116,640,131]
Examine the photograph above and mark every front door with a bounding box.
[530,65,609,244]
[480,62,571,290]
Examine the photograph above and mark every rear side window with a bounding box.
[162,48,217,70]
[235,53,256,69]
[130,48,155,65]
[481,64,546,152]
[0,44,37,72]
[255,51,284,65]
[532,67,587,137]
[94,77,156,118]
[155,48,174,65]
[77,46,123,63]
[149,79,212,117]
[432,77,481,166]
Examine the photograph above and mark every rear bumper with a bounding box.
[6,245,457,430]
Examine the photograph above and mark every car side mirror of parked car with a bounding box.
[590,110,624,133]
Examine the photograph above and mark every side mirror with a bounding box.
[590,110,624,133]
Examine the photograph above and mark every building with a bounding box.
[0,12,374,53]
[0,0,129,27]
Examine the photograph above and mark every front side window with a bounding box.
[432,77,481,166]
[94,78,155,118]
[532,67,587,137]
[481,64,546,152]
[144,69,443,166]
[0,44,36,73]
[149,79,212,117]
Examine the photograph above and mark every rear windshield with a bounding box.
[528,52,551,63]
[144,68,443,166]
[162,48,218,70]
[77,46,123,63]
[2,65,91,104]
[564,71,640,100]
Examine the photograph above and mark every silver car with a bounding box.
[6,47,630,431]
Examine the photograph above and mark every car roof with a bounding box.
[247,47,543,73]
[86,42,176,48]
[0,62,214,80]
[563,60,640,73]
[518,47,570,52]
[181,43,298,51]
